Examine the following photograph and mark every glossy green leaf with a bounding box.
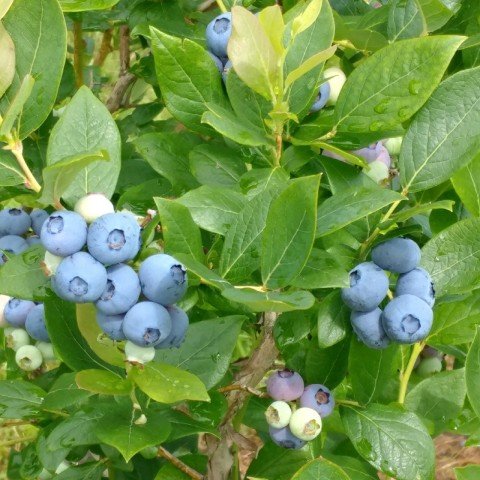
[55,463,105,480]
[388,0,426,41]
[155,316,244,389]
[0,0,13,19]
[417,0,454,31]
[0,380,45,419]
[317,291,349,348]
[334,36,464,134]
[0,149,25,186]
[42,373,91,411]
[400,67,480,192]
[0,0,66,138]
[130,363,209,403]
[292,458,349,480]
[47,86,121,205]
[341,404,435,480]
[59,0,119,11]
[262,175,320,288]
[0,22,14,99]
[452,155,480,216]
[455,465,480,480]
[291,0,323,37]
[76,370,132,396]
[466,327,480,419]
[258,5,285,56]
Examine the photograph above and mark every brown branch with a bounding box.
[158,446,204,480]
[218,384,269,398]
[93,29,113,67]
[73,20,84,88]
[206,311,279,480]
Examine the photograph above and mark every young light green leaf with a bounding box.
[0,0,13,19]
[257,5,285,56]
[228,6,280,101]
[388,0,426,42]
[466,327,480,419]
[381,200,455,227]
[452,155,480,216]
[291,0,323,38]
[284,46,337,89]
[0,22,14,99]
[400,67,480,192]
[76,370,132,396]
[59,0,119,11]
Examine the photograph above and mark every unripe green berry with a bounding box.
[417,357,442,378]
[125,341,155,364]
[74,193,114,223]
[289,407,322,441]
[265,401,292,429]
[15,345,43,371]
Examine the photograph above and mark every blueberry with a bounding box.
[341,262,389,312]
[323,67,346,106]
[382,294,433,344]
[0,208,31,236]
[395,267,435,307]
[208,51,224,73]
[155,305,189,349]
[266,369,304,402]
[52,252,108,303]
[30,209,49,236]
[310,82,330,112]
[0,294,11,327]
[40,211,88,257]
[96,311,126,341]
[421,345,443,359]
[4,298,35,327]
[289,407,322,441]
[124,340,155,364]
[26,235,42,246]
[353,142,391,167]
[122,301,172,347]
[139,254,187,306]
[299,384,335,418]
[350,308,390,349]
[74,193,114,223]
[206,12,232,58]
[25,304,49,342]
[371,238,421,274]
[95,264,141,315]
[6,328,30,351]
[87,212,140,265]
[36,341,55,361]
[417,357,442,377]
[384,136,403,156]
[0,235,29,264]
[265,401,292,429]
[269,426,306,450]
[15,345,43,371]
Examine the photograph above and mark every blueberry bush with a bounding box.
[0,0,480,478]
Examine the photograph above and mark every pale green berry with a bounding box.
[289,407,322,441]
[36,341,56,361]
[365,160,389,184]
[7,328,30,351]
[125,341,155,364]
[417,357,442,378]
[15,345,43,371]
[265,401,292,429]
[43,251,63,276]
[384,136,403,156]
[0,294,11,327]
[324,67,347,106]
[74,193,114,223]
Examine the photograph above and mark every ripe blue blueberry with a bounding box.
[139,254,187,306]
[0,208,31,236]
[395,267,435,307]
[382,294,433,344]
[122,301,172,347]
[95,264,141,315]
[25,304,49,342]
[266,369,304,402]
[155,305,189,349]
[353,142,391,167]
[40,211,88,257]
[310,82,330,112]
[52,252,108,303]
[87,212,140,265]
[269,426,306,450]
[0,235,29,264]
[350,308,390,349]
[30,209,49,236]
[206,12,232,58]
[371,237,421,274]
[96,311,126,341]
[4,298,36,327]
[341,262,389,312]
[208,51,224,73]
[299,384,335,418]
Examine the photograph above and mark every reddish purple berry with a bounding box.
[266,369,304,401]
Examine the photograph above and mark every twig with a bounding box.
[73,20,84,88]
[5,141,41,192]
[157,446,204,480]
[218,384,269,398]
[398,342,424,404]
[93,29,113,67]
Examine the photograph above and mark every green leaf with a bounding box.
[59,0,119,11]
[95,404,171,462]
[0,149,25,186]
[341,404,435,480]
[258,5,285,56]
[320,157,377,194]
[422,217,480,295]
[400,67,480,192]
[417,0,454,31]
[292,249,350,290]
[228,6,279,101]
[201,103,271,147]
[349,341,401,405]
[39,150,109,206]
[130,362,210,403]
[43,373,91,410]
[134,132,200,195]
[382,200,455,227]
[405,368,466,423]
[317,291,349,348]
[0,245,48,299]
[388,0,426,41]
[177,186,245,236]
[455,465,480,480]
[162,409,219,440]
[154,197,204,262]
[452,155,480,216]
[154,316,244,390]
[44,295,120,374]
[55,463,105,480]
[0,0,66,139]
[76,370,132,396]
[291,0,323,37]
[47,86,121,205]
[222,288,315,313]
[262,175,320,289]
[466,327,480,419]
[150,27,227,134]
[0,0,13,19]
[334,36,464,134]
[189,144,247,189]
[0,380,45,418]
[292,458,349,480]
[316,187,405,238]
[0,22,14,99]
[323,454,379,480]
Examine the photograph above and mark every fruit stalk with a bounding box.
[216,0,227,13]
[398,341,424,404]
[8,141,41,192]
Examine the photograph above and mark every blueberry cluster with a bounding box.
[264,369,334,449]
[37,194,189,365]
[341,238,435,348]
